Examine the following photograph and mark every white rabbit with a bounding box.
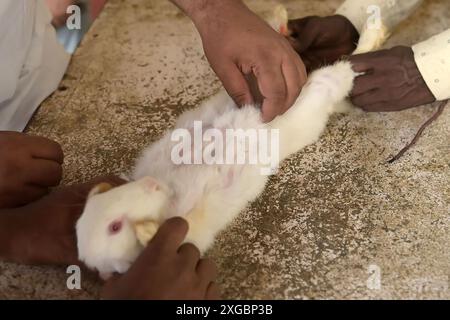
[76,7,389,279]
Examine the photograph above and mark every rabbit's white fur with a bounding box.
[77,15,388,278]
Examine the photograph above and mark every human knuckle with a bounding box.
[230,91,249,102]
[257,48,280,62]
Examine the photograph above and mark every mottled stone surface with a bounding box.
[0,0,448,299]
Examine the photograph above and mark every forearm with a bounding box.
[169,0,208,17]
[168,0,245,24]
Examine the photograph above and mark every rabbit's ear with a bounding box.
[88,182,114,198]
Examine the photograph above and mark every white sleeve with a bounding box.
[0,0,70,131]
[336,0,423,34]
[412,29,450,101]
[0,0,34,103]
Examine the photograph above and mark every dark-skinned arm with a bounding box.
[168,0,307,122]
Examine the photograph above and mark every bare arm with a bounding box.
[168,0,210,18]
[168,0,307,122]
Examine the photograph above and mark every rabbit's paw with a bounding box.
[134,220,159,246]
[309,61,356,102]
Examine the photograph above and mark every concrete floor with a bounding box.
[1,0,449,299]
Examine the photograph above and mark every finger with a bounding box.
[286,39,312,71]
[287,18,309,36]
[300,56,313,73]
[350,74,384,97]
[302,51,325,72]
[178,243,201,267]
[245,72,264,106]
[287,17,319,53]
[287,30,319,54]
[281,58,302,110]
[197,258,218,286]
[28,136,64,164]
[147,217,188,254]
[286,36,304,54]
[358,101,394,112]
[349,54,375,74]
[351,89,383,108]
[27,160,63,187]
[214,62,254,107]
[308,44,357,66]
[255,64,287,122]
[290,48,307,85]
[205,282,221,300]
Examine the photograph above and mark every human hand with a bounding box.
[287,15,359,72]
[188,0,307,122]
[0,131,64,209]
[0,176,126,266]
[101,218,220,300]
[349,46,436,112]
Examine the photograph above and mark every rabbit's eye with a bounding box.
[108,220,123,235]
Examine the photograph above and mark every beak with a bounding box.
[133,220,160,246]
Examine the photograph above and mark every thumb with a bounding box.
[214,62,254,107]
[146,217,189,254]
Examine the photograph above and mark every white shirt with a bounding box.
[0,0,70,132]
[337,0,450,101]
[412,29,450,101]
